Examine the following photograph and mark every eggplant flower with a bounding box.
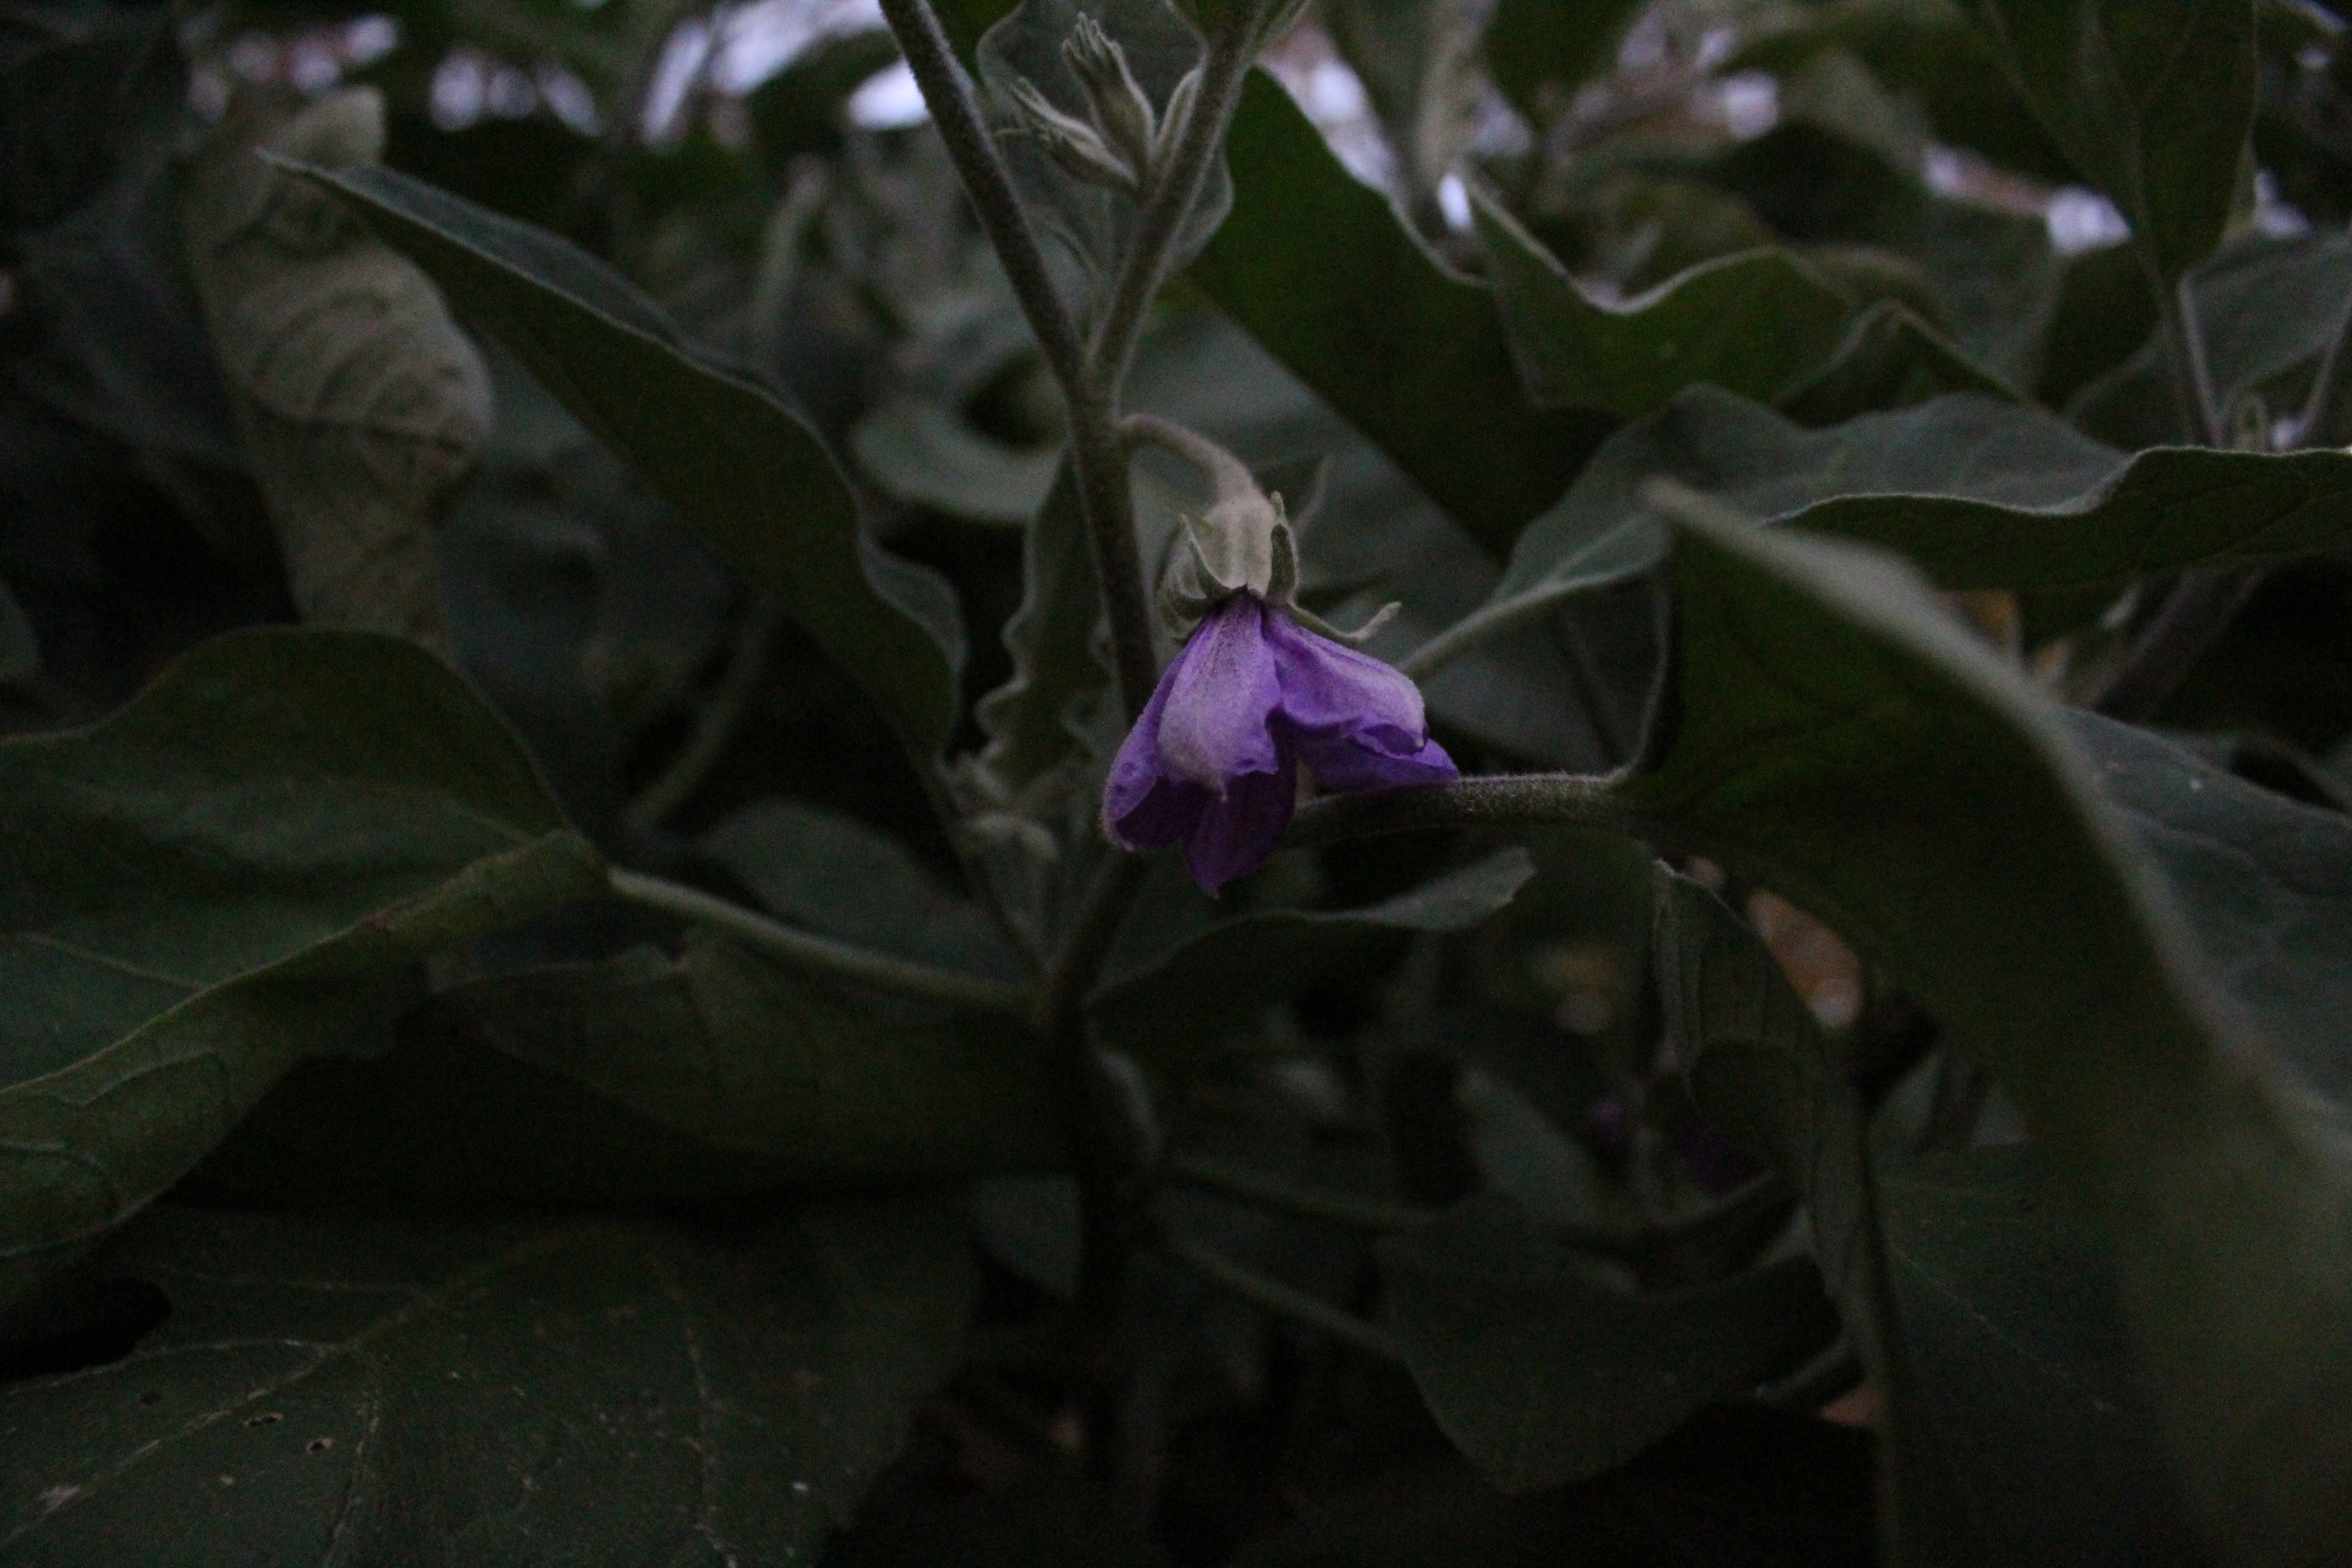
[1102,437,1455,892]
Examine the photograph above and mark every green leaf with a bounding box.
[1087,851,1536,1063]
[0,1199,974,1564]
[1483,386,2352,625]
[1776,300,2022,428]
[1188,72,1610,558]
[1475,196,1854,417]
[1378,1194,1839,1490]
[190,933,1060,1205]
[2068,710,2352,1104]
[977,0,1228,287]
[701,797,1019,979]
[1653,867,2206,1566]
[851,396,1061,524]
[1951,0,2256,284]
[968,458,1110,796]
[1879,1148,2214,1566]
[0,629,605,1308]
[292,159,965,767]
[0,579,34,684]
[1615,503,2352,1561]
[2070,230,2352,448]
[0,3,183,233]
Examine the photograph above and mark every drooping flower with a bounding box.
[1102,433,1456,893]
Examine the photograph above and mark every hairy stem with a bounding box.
[1088,0,1265,394]
[2092,565,2264,722]
[1156,1231,1402,1362]
[608,867,1035,1014]
[875,0,1088,397]
[1287,771,1643,849]
[624,598,779,835]
[2160,273,2225,448]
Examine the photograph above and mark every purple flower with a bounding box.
[1103,592,1457,892]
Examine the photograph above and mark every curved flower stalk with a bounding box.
[1103,427,1456,891]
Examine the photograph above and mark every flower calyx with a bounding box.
[1006,16,1200,200]
[1153,429,1398,649]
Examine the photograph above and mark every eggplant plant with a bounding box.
[4,0,2352,1561]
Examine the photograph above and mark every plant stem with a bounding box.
[874,0,1089,399]
[1164,1154,1444,1233]
[1036,853,1153,1323]
[1087,0,1265,395]
[1287,771,1643,849]
[608,867,1036,1014]
[2160,273,2225,448]
[1155,1231,1402,1362]
[2299,294,2352,448]
[873,0,1163,718]
[624,598,779,835]
[2092,565,2264,722]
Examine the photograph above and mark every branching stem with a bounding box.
[608,867,1035,1014]
[1287,771,1645,849]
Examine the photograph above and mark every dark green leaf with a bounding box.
[0,4,182,233]
[1188,72,1610,558]
[292,160,965,766]
[1483,386,2352,622]
[2070,230,2352,448]
[0,1199,974,1564]
[2069,710,2352,1104]
[701,797,1019,978]
[1088,851,1536,1062]
[852,396,1061,523]
[1776,300,2021,428]
[0,630,605,1307]
[1653,867,2206,1566]
[0,581,34,684]
[1878,1148,2213,1566]
[1378,1194,1838,1490]
[1476,197,1854,417]
[1615,504,2352,1561]
[191,933,1060,1205]
[1951,0,2256,283]
[968,458,1110,795]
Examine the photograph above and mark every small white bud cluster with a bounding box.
[1006,15,1202,198]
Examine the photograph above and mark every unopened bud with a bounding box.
[1006,77,1141,195]
[1063,16,1159,185]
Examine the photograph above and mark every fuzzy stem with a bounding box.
[875,0,1088,397]
[1156,1231,1403,1362]
[1087,0,1264,395]
[1287,771,1643,848]
[608,867,1035,1014]
[2160,273,2225,448]
[623,598,778,835]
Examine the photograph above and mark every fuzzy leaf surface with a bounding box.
[0,630,605,1307]
[0,1201,973,1565]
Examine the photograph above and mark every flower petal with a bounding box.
[1183,745,1298,893]
[1104,663,1206,850]
[1156,594,1283,791]
[1265,609,1458,791]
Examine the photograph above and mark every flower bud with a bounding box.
[1062,16,1159,187]
[1006,78,1142,195]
